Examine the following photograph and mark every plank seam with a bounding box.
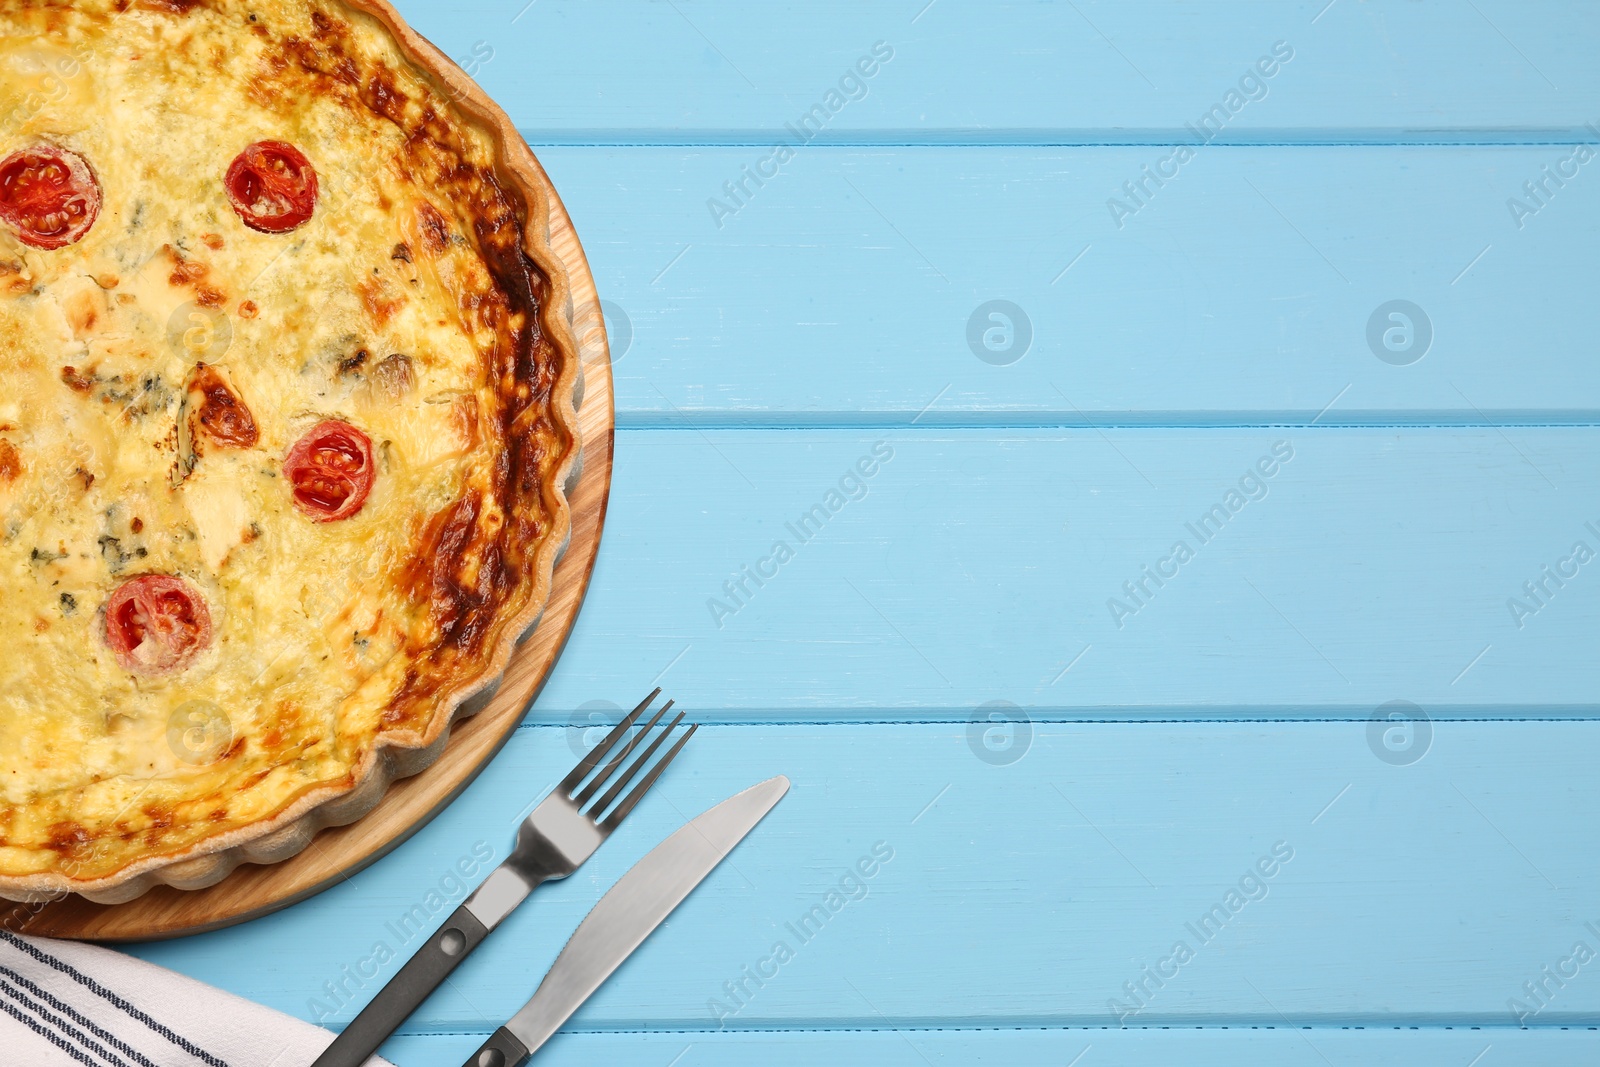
[391,1023,1600,1036]
[611,419,1600,431]
[519,136,1600,149]
[512,716,1600,726]
[517,717,1600,727]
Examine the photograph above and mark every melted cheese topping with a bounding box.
[0,0,573,884]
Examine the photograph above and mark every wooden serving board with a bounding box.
[15,185,614,943]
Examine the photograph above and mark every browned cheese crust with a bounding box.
[0,0,577,889]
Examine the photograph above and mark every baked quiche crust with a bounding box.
[0,0,581,902]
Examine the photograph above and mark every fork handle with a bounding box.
[459,1025,531,1067]
[311,903,490,1067]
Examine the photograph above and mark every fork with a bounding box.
[311,689,696,1067]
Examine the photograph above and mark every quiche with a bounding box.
[0,0,581,902]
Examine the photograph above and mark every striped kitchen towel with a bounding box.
[0,932,392,1067]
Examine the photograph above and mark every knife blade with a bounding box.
[313,691,693,1067]
[461,775,789,1066]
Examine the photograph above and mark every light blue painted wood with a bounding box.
[538,146,1600,423]
[122,3,1600,1063]
[382,1027,1600,1067]
[397,1,1600,143]
[515,428,1596,716]
[128,722,1600,1032]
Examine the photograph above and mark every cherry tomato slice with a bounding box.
[0,145,102,250]
[284,420,375,522]
[104,575,213,675]
[225,141,318,234]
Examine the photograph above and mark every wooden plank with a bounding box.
[452,428,1596,717]
[126,721,1600,1030]
[96,8,1600,1057]
[396,1,1600,142]
[381,1027,1600,1067]
[535,146,1600,422]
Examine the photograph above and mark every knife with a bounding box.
[313,690,695,1067]
[460,775,790,1066]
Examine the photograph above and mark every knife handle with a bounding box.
[312,903,490,1067]
[460,1026,531,1067]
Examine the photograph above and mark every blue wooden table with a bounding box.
[131,2,1600,1062]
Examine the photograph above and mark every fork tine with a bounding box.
[573,701,671,806]
[586,709,685,817]
[559,688,660,793]
[599,722,698,832]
